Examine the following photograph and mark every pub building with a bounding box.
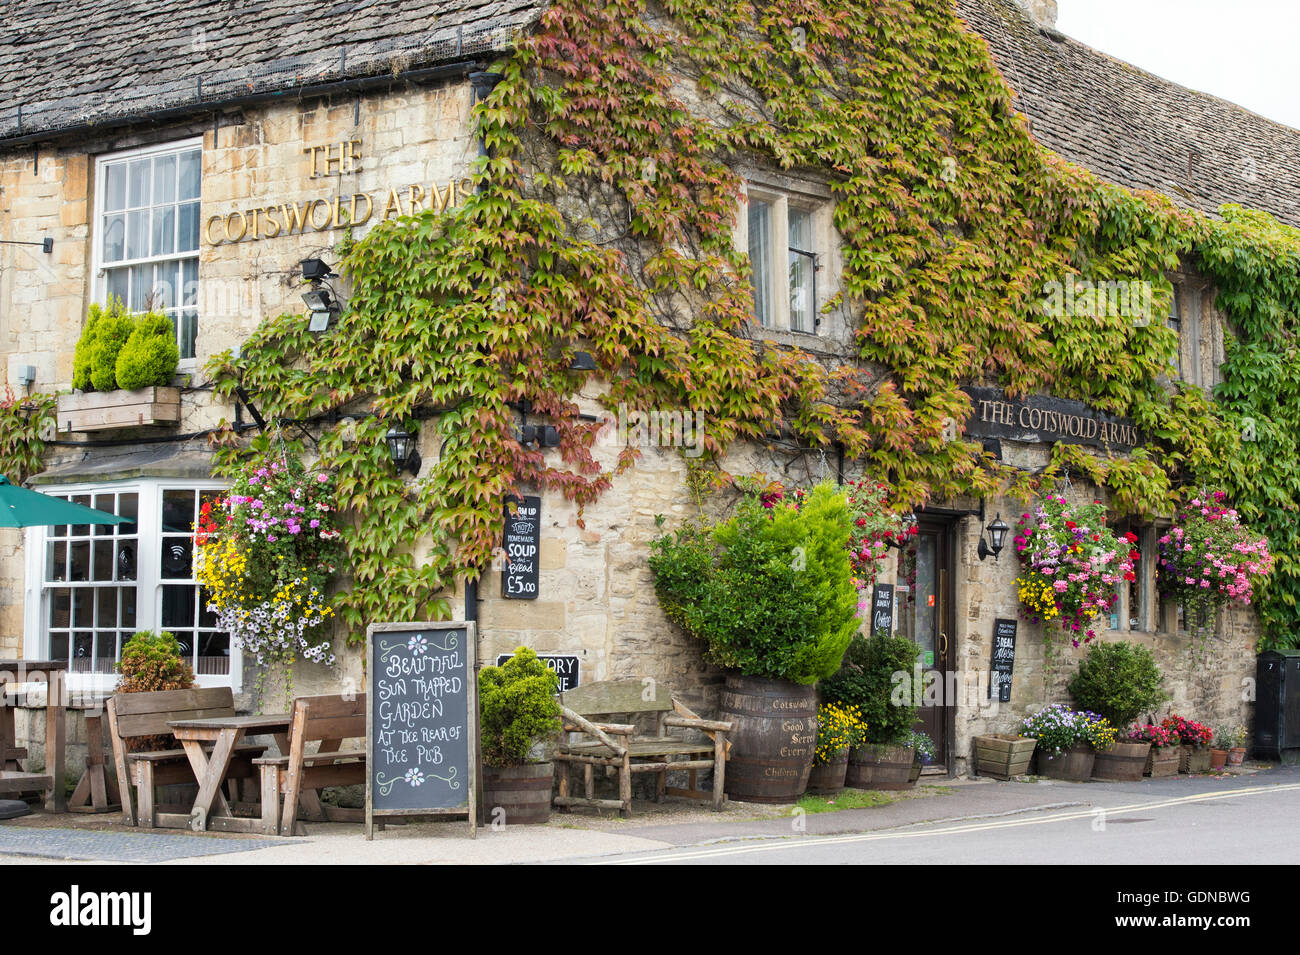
[0,0,1289,777]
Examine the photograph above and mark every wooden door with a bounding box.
[895,520,955,768]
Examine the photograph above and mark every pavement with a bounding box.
[0,762,1287,864]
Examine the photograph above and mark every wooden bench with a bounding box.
[554,679,732,815]
[105,688,265,827]
[254,694,367,836]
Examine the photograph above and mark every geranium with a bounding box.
[1014,497,1132,646]
[1157,491,1272,623]
[1126,723,1177,748]
[843,479,914,591]
[1161,714,1213,747]
[194,453,342,667]
[1020,703,1117,755]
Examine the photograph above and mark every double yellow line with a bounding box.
[601,781,1300,864]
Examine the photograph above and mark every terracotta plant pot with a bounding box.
[1037,743,1095,782]
[1180,745,1212,774]
[1092,741,1151,781]
[1210,748,1229,770]
[1227,746,1247,767]
[974,734,1037,779]
[847,743,917,790]
[806,755,848,795]
[1145,746,1180,777]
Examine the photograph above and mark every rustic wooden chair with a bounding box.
[105,687,265,827]
[553,679,732,815]
[254,694,367,836]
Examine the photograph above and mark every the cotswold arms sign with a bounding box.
[962,386,1140,451]
[204,138,471,245]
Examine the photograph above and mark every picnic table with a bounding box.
[166,713,293,833]
[0,659,67,811]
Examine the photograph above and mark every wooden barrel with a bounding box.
[847,743,916,790]
[1092,741,1150,781]
[482,762,553,825]
[1037,743,1095,781]
[806,756,848,795]
[718,675,817,804]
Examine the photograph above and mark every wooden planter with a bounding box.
[1210,748,1229,770]
[1037,743,1095,781]
[718,675,817,804]
[974,734,1037,779]
[1179,745,1212,774]
[57,387,181,433]
[482,761,553,825]
[909,756,922,785]
[806,755,848,795]
[1145,747,1180,777]
[1093,741,1151,781]
[847,743,916,790]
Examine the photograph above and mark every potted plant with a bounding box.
[1210,727,1230,771]
[807,702,866,794]
[821,628,923,790]
[1128,723,1180,776]
[1067,641,1168,781]
[1225,725,1249,766]
[649,480,862,803]
[477,647,563,825]
[905,730,936,785]
[1021,704,1116,781]
[115,630,196,752]
[973,732,1038,779]
[1162,715,1213,773]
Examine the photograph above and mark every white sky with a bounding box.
[1054,0,1300,130]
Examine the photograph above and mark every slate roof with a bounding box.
[957,0,1300,227]
[0,0,546,143]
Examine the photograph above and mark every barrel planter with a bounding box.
[1227,746,1247,767]
[1145,747,1180,777]
[974,734,1038,779]
[1036,744,1095,781]
[1092,741,1151,781]
[481,762,553,825]
[718,675,818,804]
[1210,748,1229,770]
[847,743,917,790]
[806,756,849,795]
[1179,745,1212,774]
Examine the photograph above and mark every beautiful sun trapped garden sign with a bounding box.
[365,621,478,838]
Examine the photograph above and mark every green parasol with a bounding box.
[0,475,128,528]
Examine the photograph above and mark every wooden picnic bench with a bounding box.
[105,687,267,828]
[554,679,733,815]
[255,694,367,836]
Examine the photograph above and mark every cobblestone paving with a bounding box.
[0,825,284,862]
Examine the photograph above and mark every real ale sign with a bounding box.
[502,495,541,600]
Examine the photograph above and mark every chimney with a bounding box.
[1014,0,1058,31]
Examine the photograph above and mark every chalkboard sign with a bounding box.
[495,653,580,691]
[989,618,1017,702]
[502,495,541,600]
[366,621,478,838]
[870,584,895,636]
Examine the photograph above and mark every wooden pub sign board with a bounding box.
[502,495,541,600]
[989,618,1017,702]
[365,621,478,838]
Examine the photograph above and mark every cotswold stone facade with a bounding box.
[0,0,1290,779]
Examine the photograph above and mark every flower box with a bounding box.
[56,387,181,433]
[1180,744,1211,774]
[974,733,1037,779]
[1145,747,1180,777]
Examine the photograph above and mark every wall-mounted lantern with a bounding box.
[977,511,1010,561]
[385,425,421,477]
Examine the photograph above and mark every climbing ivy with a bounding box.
[205,0,1300,649]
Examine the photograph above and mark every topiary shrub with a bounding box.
[72,303,106,391]
[648,481,860,685]
[820,629,922,745]
[477,646,562,767]
[1067,640,1168,731]
[115,630,196,751]
[89,308,136,392]
[115,311,179,389]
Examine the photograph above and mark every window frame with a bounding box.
[23,477,239,693]
[91,137,204,367]
[738,182,828,335]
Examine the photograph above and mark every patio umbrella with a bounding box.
[0,474,128,528]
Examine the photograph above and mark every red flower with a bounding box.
[1129,550,1141,561]
[1124,531,1139,544]
[1123,571,1136,582]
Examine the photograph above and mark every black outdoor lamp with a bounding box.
[300,259,340,331]
[385,425,422,477]
[978,513,1010,561]
[569,351,597,371]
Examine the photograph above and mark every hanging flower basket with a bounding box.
[1156,491,1272,624]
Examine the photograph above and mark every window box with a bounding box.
[56,386,181,433]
